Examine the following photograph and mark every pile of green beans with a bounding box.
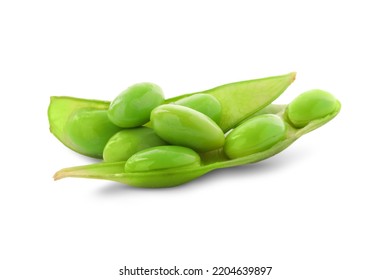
[49,72,341,188]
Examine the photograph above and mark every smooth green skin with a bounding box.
[64,109,121,158]
[174,94,222,124]
[125,146,200,173]
[103,127,167,162]
[286,89,338,128]
[108,82,164,128]
[49,72,296,157]
[224,114,286,159]
[151,104,225,152]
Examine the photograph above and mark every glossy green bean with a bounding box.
[125,146,201,173]
[224,114,286,159]
[103,127,167,162]
[151,104,225,152]
[108,82,164,128]
[64,109,121,158]
[174,93,222,124]
[286,89,339,128]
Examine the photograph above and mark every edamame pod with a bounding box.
[54,99,341,188]
[49,72,296,157]
[53,72,343,188]
[151,104,225,152]
[174,93,222,124]
[103,127,167,162]
[64,109,121,158]
[125,146,201,173]
[108,82,164,128]
[224,114,286,159]
[286,89,339,128]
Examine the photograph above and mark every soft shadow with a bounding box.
[95,147,306,197]
[96,181,161,195]
[73,152,102,163]
[186,147,305,184]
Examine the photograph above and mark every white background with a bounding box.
[1,0,389,279]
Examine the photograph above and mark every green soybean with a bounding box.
[65,109,121,158]
[287,89,339,128]
[125,146,201,173]
[224,114,286,159]
[49,72,296,156]
[50,72,341,188]
[151,104,225,152]
[174,93,222,124]
[108,82,164,128]
[103,127,167,162]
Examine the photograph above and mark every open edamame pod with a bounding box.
[53,90,341,188]
[48,72,296,158]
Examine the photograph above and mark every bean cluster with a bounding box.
[50,73,341,188]
[64,82,338,174]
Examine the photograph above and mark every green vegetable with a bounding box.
[125,146,200,173]
[151,104,225,152]
[49,72,296,159]
[50,72,342,188]
[224,114,286,159]
[51,74,341,188]
[103,127,167,162]
[174,93,222,124]
[48,96,110,157]
[286,89,338,128]
[64,109,121,158]
[54,94,340,187]
[108,82,164,128]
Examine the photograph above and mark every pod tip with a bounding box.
[291,72,297,81]
[53,171,63,181]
